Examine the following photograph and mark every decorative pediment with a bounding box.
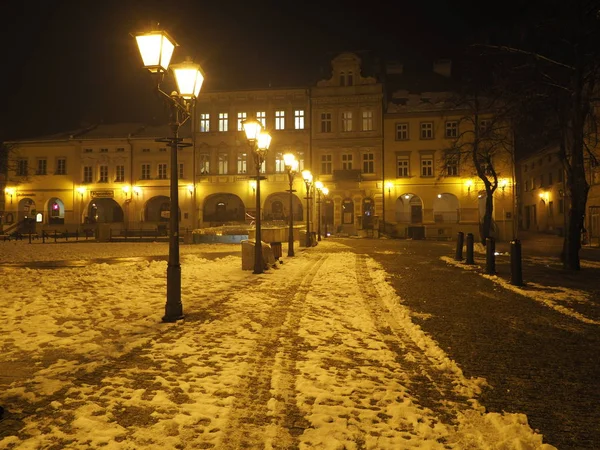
[317,52,376,87]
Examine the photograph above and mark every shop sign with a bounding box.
[90,190,114,198]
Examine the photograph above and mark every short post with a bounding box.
[465,233,475,264]
[42,231,46,244]
[54,230,58,243]
[485,237,496,274]
[510,239,523,286]
[28,231,32,244]
[454,231,464,261]
[65,230,69,241]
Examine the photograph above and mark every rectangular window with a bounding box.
[159,147,167,152]
[549,201,554,217]
[116,147,125,152]
[115,165,125,182]
[237,112,247,131]
[257,111,266,128]
[199,154,210,174]
[237,152,247,174]
[56,158,66,175]
[421,156,433,177]
[420,122,434,139]
[218,154,228,174]
[320,113,332,133]
[142,148,150,153]
[342,111,353,132]
[218,113,229,132]
[179,163,184,179]
[540,173,544,187]
[275,152,285,173]
[158,163,168,179]
[17,159,28,176]
[294,110,305,130]
[100,148,108,153]
[362,111,373,131]
[84,148,93,153]
[395,123,409,140]
[524,180,529,191]
[99,165,109,182]
[321,154,332,174]
[141,164,151,180]
[37,159,47,175]
[297,151,305,171]
[83,166,93,183]
[275,110,285,130]
[548,172,553,185]
[342,154,353,170]
[362,153,374,174]
[200,113,210,132]
[397,156,409,177]
[479,119,490,135]
[445,121,458,138]
[446,154,459,176]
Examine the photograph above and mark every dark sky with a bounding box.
[1,0,519,141]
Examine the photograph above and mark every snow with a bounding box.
[0,240,556,449]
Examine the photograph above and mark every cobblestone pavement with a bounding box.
[339,236,600,450]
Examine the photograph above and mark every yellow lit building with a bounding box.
[1,52,516,241]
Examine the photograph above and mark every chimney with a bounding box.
[433,59,452,77]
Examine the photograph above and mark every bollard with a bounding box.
[454,232,464,260]
[42,231,46,244]
[485,237,496,274]
[29,231,32,244]
[54,230,58,243]
[510,239,524,286]
[465,233,475,264]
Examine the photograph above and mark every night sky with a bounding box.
[1,0,524,141]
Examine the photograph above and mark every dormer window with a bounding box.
[348,71,354,86]
[340,71,345,86]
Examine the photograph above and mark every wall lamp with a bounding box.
[4,187,16,204]
[385,181,393,196]
[132,186,141,197]
[187,184,194,194]
[465,179,474,193]
[76,186,86,198]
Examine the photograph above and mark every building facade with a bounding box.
[1,52,516,241]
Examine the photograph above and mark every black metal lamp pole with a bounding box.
[253,151,264,274]
[303,173,312,247]
[287,170,296,257]
[316,188,322,241]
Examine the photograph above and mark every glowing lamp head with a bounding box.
[315,181,324,191]
[242,119,263,143]
[171,58,205,99]
[135,30,177,73]
[302,170,313,185]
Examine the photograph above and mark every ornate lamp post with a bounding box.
[302,170,313,247]
[134,28,205,322]
[283,153,299,257]
[321,187,329,238]
[243,118,272,274]
[314,181,327,241]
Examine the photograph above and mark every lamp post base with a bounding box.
[163,263,184,322]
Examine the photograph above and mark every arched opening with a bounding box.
[17,198,36,232]
[362,197,374,229]
[324,199,334,235]
[203,193,245,225]
[395,194,423,223]
[432,193,459,223]
[264,192,303,221]
[87,198,124,223]
[144,196,180,222]
[48,197,65,225]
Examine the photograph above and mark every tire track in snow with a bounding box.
[219,254,327,449]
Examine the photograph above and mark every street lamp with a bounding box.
[134,28,205,322]
[315,180,326,241]
[302,170,313,247]
[243,118,272,274]
[283,153,299,257]
[321,187,329,237]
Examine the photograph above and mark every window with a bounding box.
[218,113,229,132]
[116,147,125,152]
[199,154,210,174]
[420,122,433,139]
[83,166,93,183]
[362,111,373,131]
[84,148,93,153]
[557,169,564,182]
[158,163,168,179]
[275,153,285,173]
[445,121,458,138]
[342,154,353,170]
[100,148,108,153]
[342,111,353,132]
[218,154,228,174]
[294,110,305,129]
[142,148,150,153]
[479,119,490,135]
[237,152,247,174]
[420,156,433,177]
[99,165,109,183]
[159,147,167,152]
[320,113,332,133]
[200,113,210,132]
[257,111,266,128]
[362,153,374,174]
[348,71,354,86]
[56,158,66,175]
[524,164,528,173]
[549,201,554,217]
[179,163,184,179]
[321,154,332,174]
[445,153,459,176]
[17,159,28,176]
[524,180,529,191]
[141,164,151,180]
[297,151,305,171]
[395,123,409,140]
[548,172,553,185]
[540,174,544,187]
[37,159,47,175]
[237,112,247,131]
[559,199,564,214]
[115,165,125,182]
[396,156,409,177]
[275,110,285,130]
[339,72,345,86]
